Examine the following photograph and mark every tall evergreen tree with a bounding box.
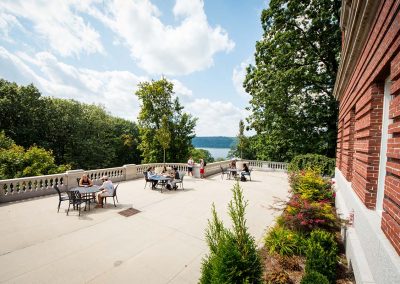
[244,0,341,161]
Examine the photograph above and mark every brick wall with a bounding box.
[337,0,400,254]
[352,84,383,209]
[382,51,400,255]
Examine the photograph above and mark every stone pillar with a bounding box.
[193,164,200,178]
[124,164,137,180]
[65,169,84,190]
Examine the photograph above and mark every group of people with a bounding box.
[228,160,250,180]
[187,156,206,178]
[78,173,114,208]
[146,166,180,190]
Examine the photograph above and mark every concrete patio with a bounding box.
[0,171,289,284]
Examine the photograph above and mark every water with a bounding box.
[197,147,230,159]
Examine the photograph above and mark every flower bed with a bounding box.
[261,168,354,284]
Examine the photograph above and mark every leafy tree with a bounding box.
[244,0,340,161]
[156,115,171,164]
[0,79,141,170]
[190,148,214,164]
[0,79,45,148]
[200,183,262,283]
[228,120,256,160]
[136,78,197,163]
[0,131,70,179]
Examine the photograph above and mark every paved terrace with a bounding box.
[0,171,289,284]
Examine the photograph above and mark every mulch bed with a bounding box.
[260,234,355,284]
[118,208,141,217]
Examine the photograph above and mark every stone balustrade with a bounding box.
[0,160,288,203]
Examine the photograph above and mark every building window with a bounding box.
[376,77,392,213]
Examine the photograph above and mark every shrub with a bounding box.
[305,230,338,283]
[200,183,262,283]
[264,225,306,256]
[283,195,338,232]
[288,154,335,177]
[290,169,335,202]
[301,270,329,284]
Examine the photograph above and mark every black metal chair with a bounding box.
[66,190,88,216]
[143,172,150,189]
[241,168,253,181]
[174,172,185,190]
[220,166,230,180]
[104,184,119,207]
[54,185,69,213]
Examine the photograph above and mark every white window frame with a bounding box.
[376,77,392,214]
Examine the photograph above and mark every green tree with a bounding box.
[156,115,171,164]
[190,148,214,163]
[136,78,197,163]
[244,0,340,161]
[228,120,256,160]
[0,79,44,148]
[0,79,142,170]
[0,131,70,179]
[200,183,262,283]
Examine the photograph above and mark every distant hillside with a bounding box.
[192,136,237,148]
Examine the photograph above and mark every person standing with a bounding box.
[187,156,194,176]
[200,159,205,179]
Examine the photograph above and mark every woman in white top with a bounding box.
[95,176,114,208]
[187,156,194,176]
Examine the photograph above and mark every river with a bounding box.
[197,147,231,159]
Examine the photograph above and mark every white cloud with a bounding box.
[0,0,234,75]
[1,45,249,136]
[87,0,235,75]
[186,98,250,136]
[0,0,104,57]
[232,59,251,97]
[0,46,143,121]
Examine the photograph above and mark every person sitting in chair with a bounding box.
[147,167,158,189]
[167,167,180,190]
[240,163,250,181]
[79,173,93,187]
[230,159,237,177]
[95,176,114,208]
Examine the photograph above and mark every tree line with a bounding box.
[0,78,199,179]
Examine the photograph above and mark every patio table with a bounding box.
[148,175,171,193]
[69,185,101,194]
[226,168,238,179]
[69,185,101,210]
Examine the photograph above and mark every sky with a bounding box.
[0,0,267,136]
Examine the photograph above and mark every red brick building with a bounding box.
[334,0,400,282]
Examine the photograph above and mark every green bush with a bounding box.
[288,154,335,177]
[0,132,70,179]
[289,169,334,202]
[305,230,338,283]
[301,270,329,284]
[200,183,262,283]
[264,225,306,256]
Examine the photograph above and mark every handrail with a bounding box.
[0,160,288,203]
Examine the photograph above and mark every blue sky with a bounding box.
[0,0,267,136]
